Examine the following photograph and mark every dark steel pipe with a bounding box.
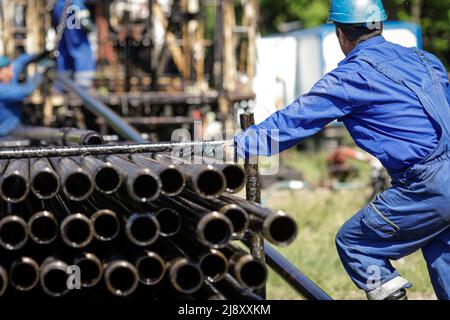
[222,245,268,291]
[90,209,121,242]
[56,73,146,143]
[0,265,7,296]
[221,194,298,246]
[30,158,61,199]
[27,211,59,245]
[60,213,94,249]
[162,196,233,249]
[166,257,204,294]
[77,156,123,194]
[10,127,104,146]
[198,249,229,283]
[181,190,249,239]
[104,260,139,297]
[64,129,104,146]
[264,242,333,300]
[135,251,166,286]
[125,213,160,247]
[129,154,186,196]
[49,158,95,201]
[154,154,226,199]
[39,258,70,297]
[106,155,162,202]
[0,215,29,250]
[9,257,40,292]
[214,274,263,300]
[73,253,103,288]
[154,208,182,237]
[0,159,30,203]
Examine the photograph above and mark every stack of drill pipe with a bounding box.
[0,139,299,300]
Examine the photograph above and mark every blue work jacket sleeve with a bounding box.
[0,74,43,104]
[235,71,352,159]
[12,54,38,82]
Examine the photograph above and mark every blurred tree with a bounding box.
[259,0,450,69]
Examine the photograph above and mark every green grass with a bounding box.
[262,150,436,300]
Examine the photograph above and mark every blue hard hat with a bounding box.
[328,0,388,24]
[0,56,11,68]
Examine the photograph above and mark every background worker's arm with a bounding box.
[0,74,44,103]
[235,71,353,159]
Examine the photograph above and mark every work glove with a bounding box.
[36,58,56,75]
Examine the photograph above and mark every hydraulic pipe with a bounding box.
[220,194,298,246]
[154,154,226,199]
[222,245,268,291]
[0,214,28,251]
[90,209,121,242]
[27,211,59,245]
[9,256,40,292]
[135,251,166,286]
[129,154,186,196]
[0,159,30,203]
[10,127,104,146]
[49,157,95,201]
[181,190,249,239]
[73,252,103,288]
[105,155,162,202]
[30,158,61,199]
[163,197,233,249]
[39,258,71,297]
[104,260,139,297]
[214,274,263,300]
[154,207,182,237]
[47,196,94,249]
[264,242,333,300]
[166,257,204,294]
[77,156,123,194]
[125,213,160,247]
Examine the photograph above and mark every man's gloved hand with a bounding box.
[32,49,56,63]
[36,58,56,74]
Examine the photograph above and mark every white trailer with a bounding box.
[253,22,422,124]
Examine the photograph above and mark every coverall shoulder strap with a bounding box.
[358,50,450,143]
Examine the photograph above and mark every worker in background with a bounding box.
[235,0,450,300]
[0,53,54,136]
[53,0,95,89]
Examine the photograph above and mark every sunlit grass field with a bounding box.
[263,150,436,300]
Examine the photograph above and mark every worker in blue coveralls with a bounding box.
[0,53,54,137]
[53,0,95,89]
[235,0,450,300]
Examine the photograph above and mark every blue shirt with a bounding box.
[0,54,43,136]
[235,36,450,171]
